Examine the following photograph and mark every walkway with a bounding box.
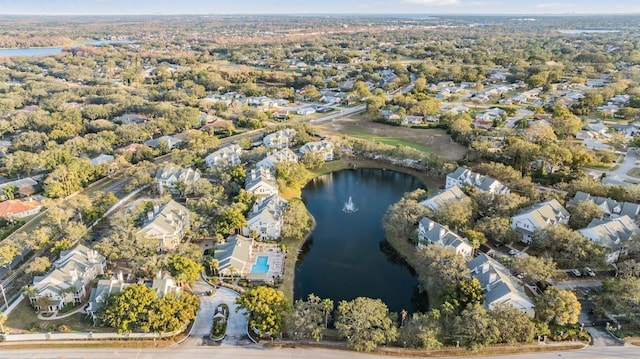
[37,303,86,320]
[183,278,250,346]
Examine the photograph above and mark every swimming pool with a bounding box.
[251,256,270,274]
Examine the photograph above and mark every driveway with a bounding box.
[187,279,250,346]
[585,148,640,183]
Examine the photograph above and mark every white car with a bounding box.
[509,249,519,256]
[571,269,582,277]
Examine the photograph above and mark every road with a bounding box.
[584,148,639,184]
[309,104,366,124]
[0,344,638,359]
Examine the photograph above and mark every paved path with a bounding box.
[0,343,638,359]
[184,279,249,346]
[585,148,640,184]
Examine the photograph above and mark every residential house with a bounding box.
[87,271,180,319]
[263,128,296,149]
[139,200,190,250]
[0,198,41,219]
[567,191,640,219]
[446,167,510,195]
[89,154,115,166]
[205,144,242,168]
[419,186,468,211]
[299,140,335,161]
[417,218,474,258]
[144,135,182,150]
[583,139,613,151]
[256,148,299,169]
[578,215,640,263]
[86,272,129,318]
[467,253,535,317]
[0,177,40,199]
[29,245,106,313]
[243,195,288,241]
[245,167,279,198]
[402,115,424,125]
[155,166,201,194]
[297,107,316,116]
[510,200,570,244]
[214,234,254,277]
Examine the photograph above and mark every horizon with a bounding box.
[1,0,639,16]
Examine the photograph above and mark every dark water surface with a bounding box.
[294,168,427,314]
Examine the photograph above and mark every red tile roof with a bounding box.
[0,199,41,217]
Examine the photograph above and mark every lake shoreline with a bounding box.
[281,160,434,312]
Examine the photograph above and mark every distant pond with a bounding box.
[294,168,428,314]
[0,40,134,57]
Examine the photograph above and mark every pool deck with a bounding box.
[246,244,284,282]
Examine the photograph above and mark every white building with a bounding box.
[139,200,190,250]
[419,186,468,211]
[299,140,335,161]
[578,215,640,263]
[446,167,510,195]
[263,128,296,149]
[205,144,242,168]
[417,218,473,258]
[467,253,535,317]
[510,200,570,244]
[29,245,106,313]
[243,195,288,241]
[245,167,279,198]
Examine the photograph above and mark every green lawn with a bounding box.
[5,300,112,334]
[342,128,435,153]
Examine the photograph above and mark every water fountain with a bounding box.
[342,196,358,213]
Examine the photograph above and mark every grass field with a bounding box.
[5,300,113,334]
[313,116,467,161]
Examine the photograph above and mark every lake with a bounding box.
[294,168,427,314]
[0,40,134,57]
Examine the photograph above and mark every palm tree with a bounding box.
[320,298,334,328]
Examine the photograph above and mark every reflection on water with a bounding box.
[294,168,425,314]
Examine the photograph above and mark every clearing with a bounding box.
[312,116,467,161]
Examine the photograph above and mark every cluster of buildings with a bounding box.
[417,166,640,317]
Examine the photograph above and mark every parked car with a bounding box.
[583,267,596,277]
[509,249,519,256]
[571,269,582,277]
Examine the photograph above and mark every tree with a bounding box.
[415,245,469,301]
[398,311,442,349]
[300,150,324,170]
[531,225,606,268]
[432,197,473,231]
[441,277,483,313]
[25,257,51,277]
[0,311,6,333]
[489,304,537,345]
[511,255,561,283]
[475,216,519,245]
[383,192,430,239]
[0,245,18,268]
[236,286,289,339]
[147,292,199,334]
[549,106,582,139]
[567,201,604,230]
[335,297,398,352]
[102,284,157,334]
[594,277,640,321]
[284,294,325,341]
[535,287,581,325]
[168,256,202,285]
[450,303,499,350]
[281,199,313,242]
[320,298,334,329]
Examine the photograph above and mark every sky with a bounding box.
[1,0,639,15]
